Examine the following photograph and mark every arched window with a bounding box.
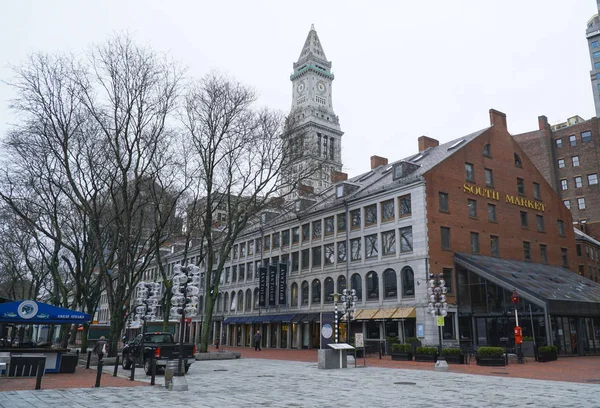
[199,295,205,313]
[324,277,334,303]
[301,281,309,305]
[366,271,379,301]
[291,282,298,307]
[311,279,321,304]
[402,267,415,297]
[237,290,244,311]
[383,269,397,299]
[254,288,259,308]
[351,273,362,301]
[230,291,237,311]
[224,293,229,313]
[514,153,523,168]
[337,275,346,294]
[245,289,252,311]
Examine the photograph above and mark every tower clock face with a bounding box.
[297,82,306,94]
[317,81,326,94]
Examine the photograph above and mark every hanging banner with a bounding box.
[258,266,267,307]
[268,264,277,306]
[278,263,287,305]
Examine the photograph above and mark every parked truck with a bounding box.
[121,332,196,375]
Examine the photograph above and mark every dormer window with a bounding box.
[393,161,419,180]
[336,184,344,198]
[335,182,359,199]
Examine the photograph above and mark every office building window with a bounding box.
[483,144,492,158]
[488,203,496,222]
[312,246,322,267]
[365,234,378,258]
[442,268,453,293]
[563,199,570,209]
[400,227,413,253]
[324,217,334,236]
[514,153,523,168]
[441,227,451,250]
[572,156,580,167]
[555,138,563,148]
[302,223,310,241]
[399,194,412,217]
[582,131,592,142]
[313,220,322,239]
[365,204,377,226]
[520,211,528,228]
[485,168,494,187]
[470,232,480,254]
[350,209,361,230]
[292,227,300,244]
[465,162,475,182]
[517,178,525,195]
[533,182,541,200]
[536,215,544,232]
[578,197,586,210]
[558,159,565,168]
[301,249,309,269]
[468,199,477,218]
[337,213,346,232]
[350,238,361,261]
[557,220,565,236]
[594,51,600,59]
[561,179,568,190]
[523,241,531,261]
[593,41,599,48]
[382,230,396,256]
[569,135,577,146]
[439,192,449,212]
[381,199,395,222]
[588,174,598,185]
[575,176,583,188]
[490,235,499,257]
[540,244,548,264]
[595,61,600,69]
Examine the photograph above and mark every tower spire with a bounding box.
[295,25,329,71]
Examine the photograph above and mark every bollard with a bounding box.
[76,349,80,363]
[35,360,44,390]
[129,358,135,381]
[114,355,120,377]
[86,350,92,369]
[95,360,103,388]
[150,358,156,386]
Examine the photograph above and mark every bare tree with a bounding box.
[181,73,320,352]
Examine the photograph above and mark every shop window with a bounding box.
[442,312,456,339]
[366,271,379,301]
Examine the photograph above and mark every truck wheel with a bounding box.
[144,358,152,375]
[122,355,132,370]
[185,365,190,374]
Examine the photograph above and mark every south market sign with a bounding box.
[463,184,546,212]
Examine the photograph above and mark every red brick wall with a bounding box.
[424,111,577,296]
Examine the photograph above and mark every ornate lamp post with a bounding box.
[133,282,161,364]
[169,264,200,390]
[427,273,448,371]
[340,288,357,343]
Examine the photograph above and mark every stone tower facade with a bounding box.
[282,25,343,196]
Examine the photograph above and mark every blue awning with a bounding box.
[270,314,297,323]
[223,317,241,324]
[0,300,91,324]
[255,314,276,323]
[237,316,253,324]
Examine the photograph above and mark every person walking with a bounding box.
[93,336,108,360]
[254,330,262,351]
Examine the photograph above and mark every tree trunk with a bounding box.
[81,324,90,352]
[200,296,215,352]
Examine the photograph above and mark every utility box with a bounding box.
[318,343,354,369]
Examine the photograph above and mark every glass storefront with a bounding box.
[280,324,288,348]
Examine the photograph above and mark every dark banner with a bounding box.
[268,264,277,306]
[278,263,287,305]
[258,266,267,307]
[320,312,334,349]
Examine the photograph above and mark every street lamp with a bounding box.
[512,289,524,363]
[427,273,448,371]
[169,264,200,389]
[133,281,161,360]
[332,293,340,343]
[340,289,357,344]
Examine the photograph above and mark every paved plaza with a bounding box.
[1,357,600,408]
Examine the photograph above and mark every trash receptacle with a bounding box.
[164,360,178,389]
[59,353,78,373]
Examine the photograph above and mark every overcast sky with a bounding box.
[1,0,598,176]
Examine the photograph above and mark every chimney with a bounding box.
[418,136,439,152]
[538,115,549,131]
[332,170,348,184]
[489,109,507,130]
[370,155,388,170]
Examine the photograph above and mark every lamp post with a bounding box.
[340,289,357,344]
[512,289,524,363]
[333,293,340,343]
[169,264,200,390]
[133,281,161,365]
[427,273,448,371]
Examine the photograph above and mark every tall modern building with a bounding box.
[282,25,344,196]
[587,1,600,117]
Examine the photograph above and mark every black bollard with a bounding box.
[86,350,92,369]
[129,358,135,381]
[76,349,80,362]
[150,357,156,386]
[95,360,103,388]
[113,355,120,377]
[35,360,44,390]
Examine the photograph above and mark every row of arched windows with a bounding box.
[210,267,415,314]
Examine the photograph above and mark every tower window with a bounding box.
[316,96,326,105]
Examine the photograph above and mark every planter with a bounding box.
[443,354,465,364]
[391,352,413,361]
[537,351,557,363]
[476,356,507,366]
[521,341,536,358]
[415,354,438,362]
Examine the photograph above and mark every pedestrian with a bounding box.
[215,339,220,349]
[93,336,108,360]
[254,330,262,351]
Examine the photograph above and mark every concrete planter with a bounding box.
[390,352,413,361]
[415,354,438,362]
[476,356,507,366]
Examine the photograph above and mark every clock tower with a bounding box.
[283,24,343,196]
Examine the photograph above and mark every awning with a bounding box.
[354,308,379,320]
[372,308,398,320]
[255,314,276,323]
[290,314,306,323]
[300,313,320,323]
[271,314,297,323]
[0,300,91,324]
[223,317,241,324]
[236,316,253,324]
[389,307,416,319]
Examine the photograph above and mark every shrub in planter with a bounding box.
[522,336,534,341]
[392,343,412,353]
[537,345,558,362]
[476,347,504,357]
[476,346,506,366]
[414,346,438,362]
[440,347,464,364]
